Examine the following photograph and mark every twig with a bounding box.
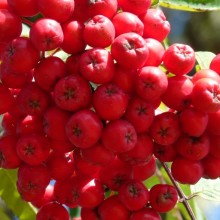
[160,162,197,220]
[22,17,33,27]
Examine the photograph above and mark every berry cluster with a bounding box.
[0,0,220,219]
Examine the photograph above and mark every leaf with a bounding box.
[0,168,37,220]
[191,178,220,202]
[159,0,220,12]
[0,206,10,220]
[195,51,216,69]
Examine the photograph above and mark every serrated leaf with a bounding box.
[0,168,37,220]
[191,178,220,202]
[159,0,220,11]
[195,51,216,69]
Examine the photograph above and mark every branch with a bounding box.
[160,161,197,220]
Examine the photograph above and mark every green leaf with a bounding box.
[159,0,220,11]
[191,178,220,202]
[195,51,216,69]
[0,206,10,220]
[0,168,37,220]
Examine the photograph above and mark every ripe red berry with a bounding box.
[53,74,92,112]
[34,56,67,92]
[130,207,162,220]
[118,179,149,211]
[30,18,64,51]
[0,9,22,42]
[79,48,116,84]
[92,83,129,120]
[0,135,21,169]
[150,112,181,146]
[112,11,144,37]
[98,195,130,220]
[16,133,51,165]
[61,20,86,55]
[66,109,103,149]
[1,37,40,74]
[149,184,178,213]
[162,43,195,75]
[102,119,137,153]
[191,78,220,113]
[84,15,115,48]
[140,8,170,42]
[111,32,149,70]
[37,0,75,23]
[171,156,204,184]
[7,0,38,17]
[134,66,168,102]
[161,75,193,111]
[36,202,70,220]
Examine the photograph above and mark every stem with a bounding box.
[22,17,33,27]
[161,162,197,220]
[49,48,61,57]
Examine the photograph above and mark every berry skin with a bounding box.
[162,43,196,75]
[124,96,155,133]
[112,11,144,37]
[0,9,22,42]
[150,112,181,146]
[65,109,103,149]
[179,106,208,137]
[53,74,92,112]
[144,38,165,67]
[101,119,137,153]
[118,179,149,211]
[161,75,193,111]
[61,20,86,55]
[16,133,51,166]
[210,53,220,75]
[0,135,21,169]
[175,133,210,161]
[134,66,168,102]
[1,37,40,74]
[30,18,64,51]
[17,163,51,202]
[16,82,50,116]
[47,151,75,181]
[99,157,131,191]
[92,83,129,121]
[7,0,39,17]
[0,83,14,114]
[79,48,116,84]
[192,68,220,84]
[84,15,115,48]
[118,0,151,15]
[80,141,115,166]
[118,133,153,166]
[37,0,75,23]
[85,0,118,19]
[171,156,204,184]
[36,202,70,220]
[43,106,71,141]
[130,207,162,220]
[140,8,170,42]
[149,184,178,213]
[191,78,220,113]
[98,195,130,220]
[111,32,149,70]
[33,56,67,92]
